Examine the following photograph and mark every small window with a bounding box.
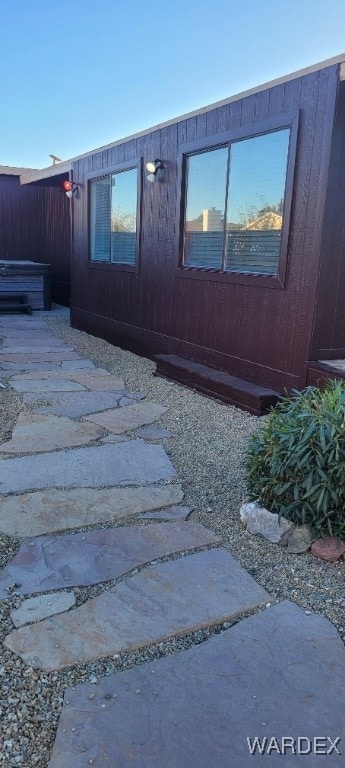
[181,126,292,278]
[90,166,139,265]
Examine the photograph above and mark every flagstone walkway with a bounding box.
[0,312,344,767]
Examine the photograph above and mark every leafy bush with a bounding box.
[246,380,345,538]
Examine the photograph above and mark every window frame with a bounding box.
[175,113,299,289]
[87,158,142,273]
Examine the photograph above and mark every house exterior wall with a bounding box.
[0,175,71,306]
[70,63,339,392]
[311,79,345,360]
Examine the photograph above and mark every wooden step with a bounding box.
[307,361,345,387]
[154,354,280,416]
[0,298,32,314]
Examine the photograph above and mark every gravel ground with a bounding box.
[0,312,344,767]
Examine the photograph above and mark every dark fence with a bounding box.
[184,230,281,274]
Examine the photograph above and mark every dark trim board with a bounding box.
[307,362,345,387]
[72,307,300,394]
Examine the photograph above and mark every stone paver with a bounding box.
[1,345,75,354]
[0,522,219,598]
[84,402,167,434]
[139,504,192,520]
[0,441,176,494]
[0,353,81,362]
[24,390,126,418]
[11,592,76,628]
[4,549,269,670]
[9,378,86,393]
[61,360,95,370]
[0,413,105,454]
[0,362,62,372]
[0,485,184,537]
[47,601,345,768]
[9,370,125,391]
[134,426,174,440]
[63,371,125,391]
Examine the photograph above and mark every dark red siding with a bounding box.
[70,64,340,393]
[0,175,71,306]
[311,80,345,360]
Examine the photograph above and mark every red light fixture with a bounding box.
[63,180,76,192]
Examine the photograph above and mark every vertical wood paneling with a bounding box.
[70,64,340,391]
[311,80,345,356]
[0,176,71,306]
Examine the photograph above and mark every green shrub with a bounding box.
[246,380,345,538]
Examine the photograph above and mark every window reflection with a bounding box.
[182,128,290,275]
[226,130,290,273]
[90,168,138,265]
[183,147,228,269]
[111,168,137,265]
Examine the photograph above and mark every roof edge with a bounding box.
[0,165,38,176]
[21,51,345,185]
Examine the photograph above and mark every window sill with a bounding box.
[88,261,139,274]
[176,266,285,289]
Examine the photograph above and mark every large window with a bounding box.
[181,122,296,279]
[90,166,139,265]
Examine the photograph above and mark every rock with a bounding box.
[239,502,293,544]
[286,525,314,554]
[11,593,76,628]
[0,413,105,454]
[311,537,345,563]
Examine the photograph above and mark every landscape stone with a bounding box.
[47,601,345,768]
[24,390,125,418]
[240,502,293,544]
[9,378,86,393]
[4,549,270,670]
[311,536,345,562]
[61,360,95,370]
[1,345,75,354]
[0,353,80,362]
[84,402,167,434]
[0,441,176,494]
[0,484,184,537]
[286,525,314,553]
[118,396,135,406]
[10,370,125,391]
[0,413,105,454]
[0,522,219,598]
[11,592,76,628]
[65,371,125,391]
[135,426,174,441]
[0,362,61,372]
[139,504,192,520]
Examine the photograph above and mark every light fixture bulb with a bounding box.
[146,173,157,183]
[146,161,157,173]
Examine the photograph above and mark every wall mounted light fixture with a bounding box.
[63,180,81,198]
[145,159,163,183]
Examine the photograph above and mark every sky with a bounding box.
[1,0,345,170]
